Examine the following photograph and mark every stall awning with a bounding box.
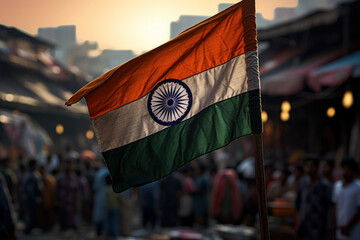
[259,46,304,76]
[261,50,342,96]
[0,72,88,115]
[308,51,360,92]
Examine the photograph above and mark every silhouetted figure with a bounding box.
[92,163,109,237]
[23,159,42,234]
[0,176,16,240]
[56,158,81,231]
[332,158,360,240]
[159,173,182,227]
[138,181,159,229]
[193,162,210,228]
[295,155,332,240]
[105,175,122,239]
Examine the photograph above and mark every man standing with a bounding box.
[159,173,182,227]
[295,155,332,240]
[56,158,81,230]
[23,159,42,234]
[92,161,109,237]
[332,157,360,240]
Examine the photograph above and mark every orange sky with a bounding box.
[0,0,297,54]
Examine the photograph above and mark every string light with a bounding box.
[281,101,291,112]
[56,124,64,135]
[326,107,336,118]
[86,130,94,140]
[342,90,353,109]
[280,111,290,122]
[261,111,268,123]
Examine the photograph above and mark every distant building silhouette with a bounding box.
[218,3,233,12]
[100,50,135,71]
[218,4,272,29]
[295,0,355,17]
[217,0,355,30]
[38,25,76,65]
[274,8,296,24]
[70,47,136,79]
[256,13,273,29]
[170,15,209,39]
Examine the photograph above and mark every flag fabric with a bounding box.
[66,0,262,193]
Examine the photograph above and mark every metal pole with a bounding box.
[253,133,270,240]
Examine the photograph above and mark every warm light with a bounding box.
[86,130,94,140]
[280,111,290,122]
[5,93,14,102]
[0,115,10,123]
[52,66,61,74]
[281,101,291,112]
[327,107,336,118]
[261,111,268,123]
[56,124,64,135]
[342,91,354,109]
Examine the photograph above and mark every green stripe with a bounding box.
[103,89,261,192]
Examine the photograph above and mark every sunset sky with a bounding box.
[0,0,297,54]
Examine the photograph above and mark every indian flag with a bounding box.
[66,0,262,192]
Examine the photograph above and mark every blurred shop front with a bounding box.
[0,25,96,159]
[258,0,360,166]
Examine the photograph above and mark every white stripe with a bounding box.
[93,51,259,152]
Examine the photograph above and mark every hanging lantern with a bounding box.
[280,111,290,122]
[281,100,291,112]
[56,124,64,135]
[86,130,94,140]
[261,111,268,123]
[326,107,336,118]
[342,90,353,109]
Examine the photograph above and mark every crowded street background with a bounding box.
[1,0,360,240]
[1,141,360,240]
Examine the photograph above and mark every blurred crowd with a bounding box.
[0,146,360,240]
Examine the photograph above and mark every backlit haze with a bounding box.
[0,0,297,54]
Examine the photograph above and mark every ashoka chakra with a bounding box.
[147,79,192,126]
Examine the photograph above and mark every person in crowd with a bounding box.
[320,158,336,185]
[0,174,16,240]
[236,171,248,216]
[137,181,159,230]
[287,164,304,192]
[159,172,182,227]
[295,155,332,240]
[120,188,137,236]
[105,174,122,240]
[242,177,258,226]
[265,162,275,190]
[286,164,304,207]
[16,163,26,221]
[23,159,43,234]
[75,168,90,225]
[0,157,17,204]
[178,165,195,227]
[37,164,56,231]
[92,160,109,237]
[267,168,291,201]
[83,161,95,225]
[56,157,81,231]
[210,168,242,224]
[193,162,210,228]
[332,157,360,240]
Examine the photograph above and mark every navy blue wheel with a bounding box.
[148,79,192,126]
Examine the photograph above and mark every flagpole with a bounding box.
[253,133,270,240]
